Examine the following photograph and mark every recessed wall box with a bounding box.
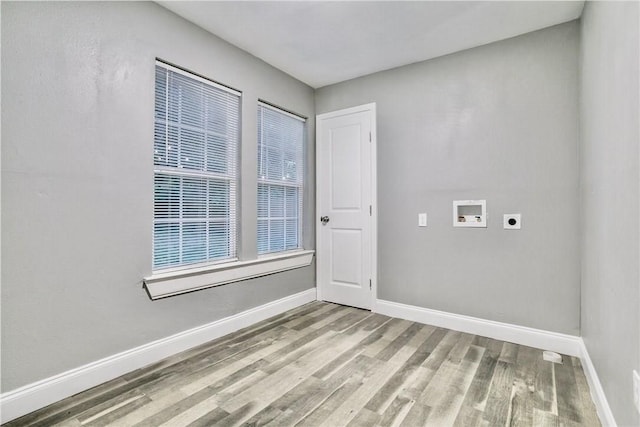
[453,200,486,228]
[503,214,522,230]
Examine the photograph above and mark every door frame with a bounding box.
[315,102,378,310]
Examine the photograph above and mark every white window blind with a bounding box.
[257,103,305,254]
[153,61,240,270]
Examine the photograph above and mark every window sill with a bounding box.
[143,250,315,300]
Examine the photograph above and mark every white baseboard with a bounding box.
[374,299,582,357]
[0,288,317,424]
[579,340,617,427]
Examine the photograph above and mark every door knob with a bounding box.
[320,216,330,225]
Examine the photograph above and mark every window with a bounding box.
[257,103,305,254]
[153,61,240,270]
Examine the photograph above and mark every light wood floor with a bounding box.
[6,302,600,427]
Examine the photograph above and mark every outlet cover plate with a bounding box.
[634,370,640,414]
[503,213,522,230]
[418,213,427,227]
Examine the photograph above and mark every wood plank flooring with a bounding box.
[5,302,601,427]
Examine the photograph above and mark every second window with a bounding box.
[257,103,305,254]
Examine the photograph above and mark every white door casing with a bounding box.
[316,103,377,310]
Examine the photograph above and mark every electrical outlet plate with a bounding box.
[418,213,427,227]
[634,370,640,414]
[503,213,522,230]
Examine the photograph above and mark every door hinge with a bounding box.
[369,132,372,142]
[369,205,372,216]
[369,279,372,290]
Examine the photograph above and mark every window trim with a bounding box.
[143,249,315,300]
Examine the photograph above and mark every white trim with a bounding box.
[369,105,378,308]
[144,250,314,299]
[316,103,378,121]
[375,298,582,357]
[579,340,618,427]
[0,288,317,424]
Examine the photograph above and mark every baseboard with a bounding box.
[579,340,618,427]
[374,299,582,357]
[0,288,317,424]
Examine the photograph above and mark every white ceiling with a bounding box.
[159,1,584,89]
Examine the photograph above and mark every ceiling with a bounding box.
[158,1,584,89]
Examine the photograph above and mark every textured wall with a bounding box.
[580,2,640,425]
[316,22,580,335]
[1,1,315,392]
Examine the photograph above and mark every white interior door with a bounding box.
[316,103,376,310]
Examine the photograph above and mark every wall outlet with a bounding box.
[418,213,427,227]
[503,213,522,230]
[634,370,640,414]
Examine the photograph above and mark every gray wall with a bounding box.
[5,4,637,423]
[316,22,581,335]
[1,1,315,392]
[580,2,640,425]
